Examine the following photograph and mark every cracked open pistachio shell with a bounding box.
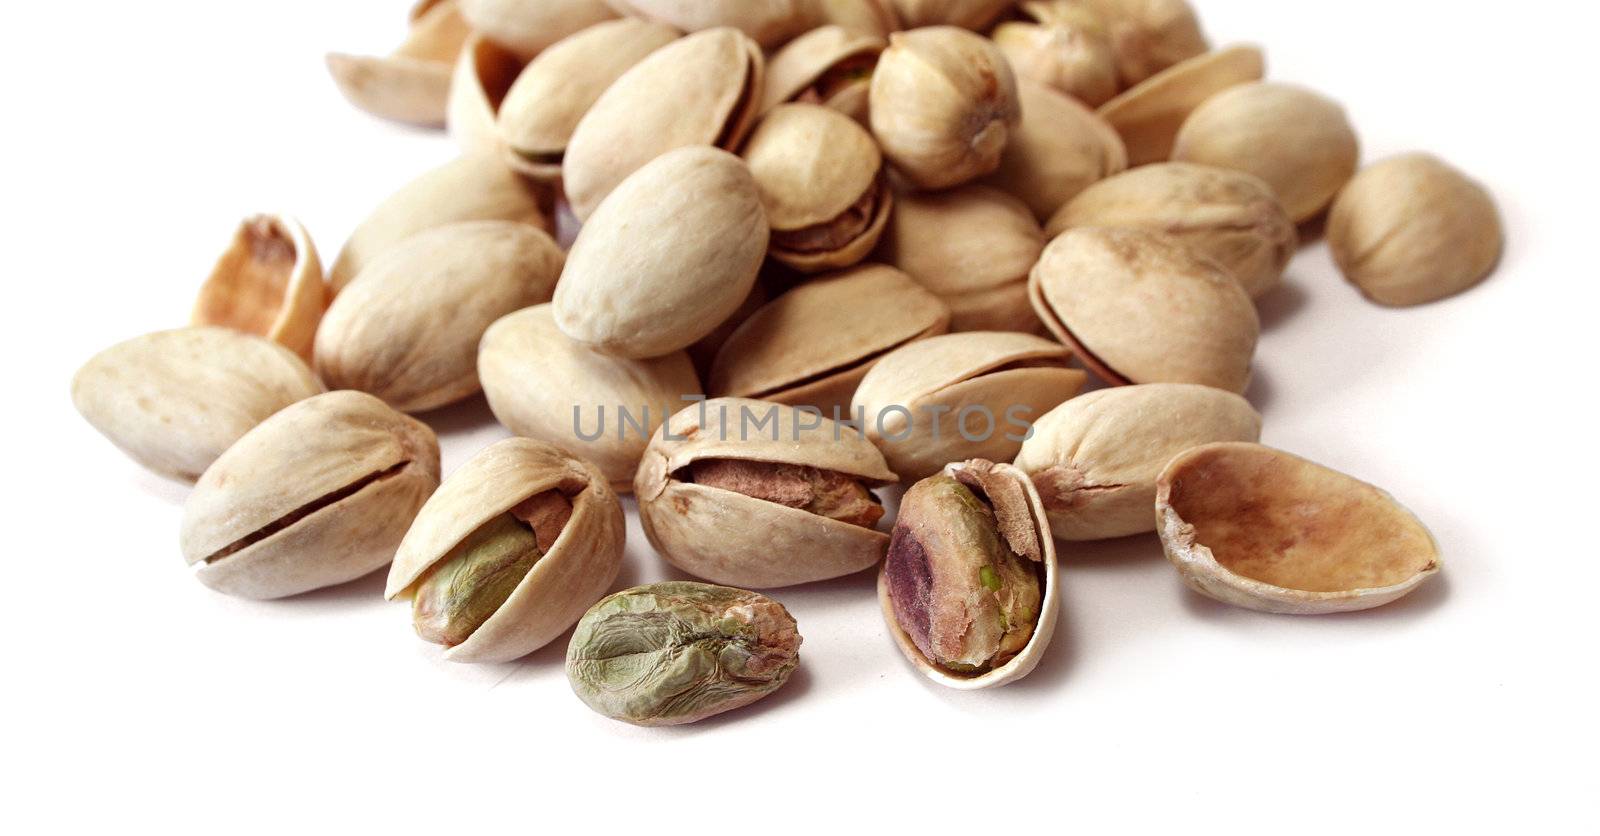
[316,221,563,413]
[982,79,1127,221]
[480,305,702,492]
[880,459,1059,688]
[709,264,950,413]
[1327,153,1503,307]
[636,398,897,588]
[888,0,1013,29]
[191,215,325,361]
[458,0,618,59]
[180,391,441,600]
[869,26,1021,190]
[604,0,812,47]
[446,33,524,159]
[1015,383,1261,540]
[1074,0,1207,87]
[1030,228,1258,392]
[813,0,901,36]
[72,328,324,482]
[1047,162,1295,299]
[760,25,885,124]
[743,103,891,273]
[326,0,470,126]
[993,2,1119,107]
[1097,44,1263,166]
[562,27,764,220]
[387,438,625,662]
[1157,443,1442,614]
[854,332,1086,481]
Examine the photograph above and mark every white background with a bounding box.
[5,1,1596,832]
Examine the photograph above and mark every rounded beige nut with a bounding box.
[1327,153,1503,307]
[869,26,1021,190]
[1074,0,1208,87]
[760,24,885,124]
[316,221,564,413]
[1047,162,1296,299]
[982,78,1128,222]
[1029,227,1259,393]
[888,0,1013,29]
[181,391,441,600]
[635,397,897,588]
[387,438,625,663]
[1172,81,1359,224]
[459,0,618,59]
[853,332,1087,481]
[1097,44,1264,167]
[1157,442,1441,614]
[554,147,768,359]
[446,33,524,160]
[992,3,1119,107]
[191,214,326,361]
[1015,383,1261,540]
[813,0,901,36]
[326,0,470,126]
[605,0,813,47]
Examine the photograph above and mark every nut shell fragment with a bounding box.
[191,214,326,360]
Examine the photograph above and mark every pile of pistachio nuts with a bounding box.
[72,0,1501,727]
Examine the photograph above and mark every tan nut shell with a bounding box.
[888,0,1013,29]
[191,215,326,361]
[635,398,897,588]
[326,0,470,127]
[72,328,325,482]
[854,332,1087,481]
[562,27,765,220]
[387,438,626,662]
[459,0,618,59]
[1075,0,1208,87]
[813,0,901,38]
[446,33,524,159]
[1157,443,1442,614]
[982,79,1128,222]
[709,264,951,413]
[1015,383,1261,540]
[992,5,1119,107]
[315,222,564,413]
[878,459,1060,689]
[1097,44,1264,166]
[1030,228,1259,393]
[760,25,886,122]
[181,391,441,600]
[605,0,812,46]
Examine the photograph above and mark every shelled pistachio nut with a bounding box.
[1075,0,1207,86]
[888,0,1013,29]
[191,214,325,361]
[814,0,901,36]
[982,79,1128,221]
[1097,44,1263,166]
[326,0,469,126]
[760,25,885,124]
[605,0,813,47]
[458,0,618,59]
[180,391,441,600]
[446,33,524,159]
[1157,442,1442,614]
[993,2,1119,107]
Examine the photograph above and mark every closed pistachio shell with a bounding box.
[993,4,1119,107]
[813,0,901,36]
[982,79,1127,221]
[604,0,812,46]
[458,0,618,59]
[760,25,885,123]
[72,328,325,482]
[1074,0,1207,86]
[1097,44,1264,166]
[446,33,524,159]
[191,214,326,361]
[888,0,1013,29]
[326,0,470,126]
[1157,443,1441,614]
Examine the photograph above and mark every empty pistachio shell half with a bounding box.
[982,79,1128,222]
[326,0,469,127]
[1327,153,1503,307]
[760,24,885,124]
[1016,383,1261,540]
[606,0,814,46]
[191,214,326,361]
[458,0,618,59]
[181,391,441,600]
[636,398,896,588]
[73,327,325,482]
[1097,44,1264,166]
[388,438,625,662]
[315,221,564,413]
[888,0,1012,29]
[1157,443,1442,614]
[446,33,524,160]
[854,331,1087,481]
[880,459,1059,689]
[1075,0,1207,87]
[993,3,1119,107]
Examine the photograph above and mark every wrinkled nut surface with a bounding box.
[191,214,326,361]
[1047,162,1296,299]
[326,0,470,126]
[635,397,897,588]
[1016,383,1261,540]
[880,459,1058,689]
[566,581,802,726]
[1327,153,1503,307]
[180,391,442,600]
[1075,0,1208,87]
[760,25,885,124]
[982,79,1128,222]
[1097,44,1264,166]
[888,0,1012,29]
[459,0,618,59]
[1157,443,1441,614]
[992,3,1119,107]
[446,33,524,160]
[387,438,625,663]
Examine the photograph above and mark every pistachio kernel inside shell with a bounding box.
[773,176,885,255]
[687,458,884,528]
[801,56,877,104]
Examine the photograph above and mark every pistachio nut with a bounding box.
[458,0,618,59]
[887,0,1013,29]
[636,398,897,588]
[316,221,563,413]
[688,282,768,381]
[880,459,1059,688]
[387,438,625,662]
[1157,442,1442,614]
[1327,153,1503,307]
[813,0,901,36]
[72,327,324,482]
[1172,81,1359,224]
[993,3,1119,107]
[1097,44,1264,166]
[566,582,802,726]
[760,24,886,124]
[562,27,764,220]
[743,104,892,273]
[869,26,1021,190]
[604,0,813,47]
[1073,0,1207,86]
[446,33,524,159]
[1015,383,1261,540]
[1046,162,1296,299]
[190,214,326,361]
[326,0,469,126]
[981,78,1128,221]
[479,305,702,491]
[708,264,950,413]
[880,185,1046,333]
[853,332,1087,481]
[1030,227,1258,393]
[180,391,441,600]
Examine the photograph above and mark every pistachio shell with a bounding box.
[813,0,901,36]
[888,0,1013,29]
[982,79,1128,221]
[1074,0,1207,86]
[992,5,1119,107]
[760,25,885,123]
[191,215,326,361]
[458,0,618,59]
[315,221,563,413]
[446,33,524,159]
[1097,44,1264,166]
[181,391,441,600]
[604,0,812,46]
[1015,383,1261,540]
[1157,443,1441,614]
[72,328,325,482]
[688,282,769,380]
[387,438,625,662]
[326,0,469,126]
